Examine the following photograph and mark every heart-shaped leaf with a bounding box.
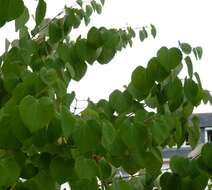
[19,95,54,132]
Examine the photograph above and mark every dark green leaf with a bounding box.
[157,47,182,71]
[131,66,154,98]
[170,156,190,177]
[85,5,93,17]
[185,56,193,78]
[97,47,115,64]
[0,154,20,188]
[35,0,46,25]
[0,0,24,27]
[150,24,157,38]
[139,30,146,42]
[15,6,29,31]
[146,57,169,82]
[50,157,76,184]
[179,42,192,54]
[87,27,102,48]
[49,21,63,43]
[61,106,76,138]
[73,120,101,153]
[201,143,212,170]
[75,157,99,180]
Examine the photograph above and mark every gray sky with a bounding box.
[0,0,212,113]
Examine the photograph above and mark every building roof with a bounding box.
[193,113,212,128]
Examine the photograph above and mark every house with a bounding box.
[162,113,212,165]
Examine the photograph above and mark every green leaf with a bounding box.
[57,43,71,62]
[35,0,46,25]
[201,143,212,170]
[71,179,99,190]
[110,180,134,190]
[196,47,203,59]
[49,21,63,43]
[97,47,116,64]
[167,77,183,111]
[40,67,57,86]
[146,57,169,82]
[87,27,102,48]
[15,6,29,31]
[85,5,93,17]
[150,24,157,38]
[139,30,146,42]
[157,47,182,71]
[185,56,193,78]
[50,157,76,184]
[61,106,76,138]
[76,0,83,7]
[101,121,116,150]
[19,95,54,132]
[150,116,174,145]
[144,150,162,177]
[0,154,20,188]
[73,120,101,153]
[0,0,24,27]
[75,157,99,180]
[194,72,202,89]
[109,90,131,113]
[131,66,154,98]
[160,172,181,190]
[100,0,105,5]
[170,156,190,177]
[184,78,201,105]
[98,159,112,179]
[95,3,102,14]
[179,42,192,54]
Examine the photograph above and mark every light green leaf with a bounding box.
[40,67,57,86]
[19,95,54,132]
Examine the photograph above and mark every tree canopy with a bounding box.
[0,0,211,190]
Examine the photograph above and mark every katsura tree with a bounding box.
[0,0,211,190]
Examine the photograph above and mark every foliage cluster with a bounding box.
[0,0,211,190]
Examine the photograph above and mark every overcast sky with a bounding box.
[0,0,212,113]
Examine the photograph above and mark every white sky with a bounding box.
[0,0,212,113]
